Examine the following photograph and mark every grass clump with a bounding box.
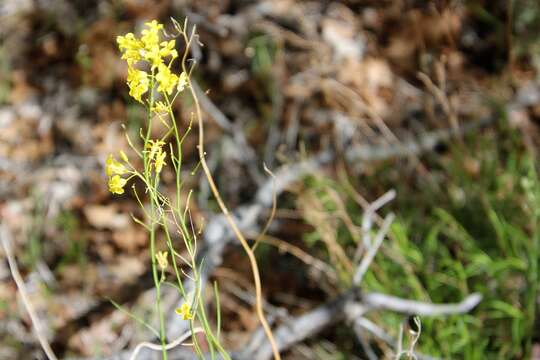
[298,121,539,358]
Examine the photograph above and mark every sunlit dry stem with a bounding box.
[251,163,277,252]
[0,226,58,360]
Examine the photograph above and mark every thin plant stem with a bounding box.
[143,72,168,360]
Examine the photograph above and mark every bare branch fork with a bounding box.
[240,290,481,360]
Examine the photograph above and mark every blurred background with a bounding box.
[1,0,540,359]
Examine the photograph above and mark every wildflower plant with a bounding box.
[107,19,228,359]
[108,18,280,360]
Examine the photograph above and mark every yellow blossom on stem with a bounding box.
[106,154,128,177]
[152,101,169,114]
[108,175,128,195]
[127,67,149,103]
[140,20,163,68]
[156,251,168,270]
[146,139,166,161]
[154,149,167,173]
[159,40,178,59]
[156,63,178,95]
[118,20,185,102]
[117,33,143,65]
[175,303,193,320]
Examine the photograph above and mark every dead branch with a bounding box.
[362,292,482,316]
[239,289,481,360]
[0,225,58,360]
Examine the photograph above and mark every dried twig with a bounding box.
[362,292,482,316]
[241,289,481,360]
[0,225,58,360]
[353,318,438,360]
[240,291,356,360]
[355,189,396,263]
[129,327,204,360]
[353,213,395,285]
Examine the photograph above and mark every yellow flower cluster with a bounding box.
[146,139,167,174]
[156,63,178,95]
[151,101,169,114]
[109,175,127,195]
[117,20,188,103]
[104,142,167,195]
[106,154,129,194]
[127,68,149,103]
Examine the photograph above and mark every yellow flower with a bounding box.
[108,175,128,195]
[127,67,149,102]
[118,20,179,71]
[141,21,163,68]
[152,101,169,114]
[154,149,167,173]
[175,303,193,320]
[177,71,188,92]
[106,154,128,177]
[156,63,178,95]
[159,40,178,59]
[146,139,165,161]
[156,251,168,270]
[117,33,143,65]
[143,20,163,39]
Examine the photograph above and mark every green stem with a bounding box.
[161,220,186,297]
[143,72,168,360]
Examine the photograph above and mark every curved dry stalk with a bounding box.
[129,327,205,360]
[251,163,277,252]
[181,24,282,360]
[0,225,58,360]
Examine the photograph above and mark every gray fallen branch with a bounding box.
[363,292,482,316]
[75,116,489,360]
[344,115,493,164]
[353,212,395,285]
[241,290,482,360]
